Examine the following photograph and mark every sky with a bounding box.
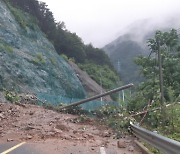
[41,0,180,47]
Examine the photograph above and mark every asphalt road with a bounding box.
[0,142,118,154]
[0,142,40,154]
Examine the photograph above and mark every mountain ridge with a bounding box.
[103,17,180,83]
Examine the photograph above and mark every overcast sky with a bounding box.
[41,0,180,47]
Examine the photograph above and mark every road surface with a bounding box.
[0,141,121,154]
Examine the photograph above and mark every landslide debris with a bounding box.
[0,101,141,154]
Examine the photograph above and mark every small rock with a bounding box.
[7,110,12,114]
[128,146,134,152]
[46,132,56,137]
[49,122,53,126]
[29,111,34,115]
[82,134,88,138]
[102,131,111,137]
[73,130,78,134]
[117,140,126,148]
[0,113,4,119]
[53,128,62,134]
[27,135,33,139]
[62,134,71,140]
[7,138,14,142]
[24,126,35,130]
[56,124,68,131]
[125,140,131,143]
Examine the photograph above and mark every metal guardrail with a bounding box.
[130,122,180,154]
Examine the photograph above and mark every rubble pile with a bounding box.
[0,101,140,153]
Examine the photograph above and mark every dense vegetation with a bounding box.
[78,62,120,90]
[128,29,180,111]
[4,0,112,66]
[93,30,180,151]
[3,0,120,96]
[103,36,147,84]
[126,29,180,144]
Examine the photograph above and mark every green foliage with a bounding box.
[93,105,133,134]
[33,53,46,64]
[143,143,161,154]
[140,104,180,142]
[79,62,120,90]
[61,54,69,61]
[130,29,180,113]
[5,0,121,101]
[4,0,37,30]
[161,104,180,141]
[95,105,121,117]
[0,39,13,53]
[4,90,20,103]
[6,0,117,78]
[68,115,91,124]
[49,57,56,65]
[104,40,145,83]
[127,92,147,112]
[84,44,113,66]
[127,29,180,142]
[69,57,75,63]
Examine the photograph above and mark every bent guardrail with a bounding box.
[130,122,180,154]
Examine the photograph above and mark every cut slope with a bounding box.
[0,0,85,98]
[69,61,112,102]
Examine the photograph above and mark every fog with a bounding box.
[41,0,180,47]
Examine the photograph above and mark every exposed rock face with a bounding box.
[0,1,85,98]
[69,61,112,102]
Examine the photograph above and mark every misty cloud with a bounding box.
[41,0,180,47]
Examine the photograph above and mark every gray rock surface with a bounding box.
[69,61,112,102]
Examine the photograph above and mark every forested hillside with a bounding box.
[102,29,180,145]
[5,0,120,94]
[103,18,180,84]
[104,37,146,83]
[127,29,180,143]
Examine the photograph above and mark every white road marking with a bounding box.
[100,147,106,154]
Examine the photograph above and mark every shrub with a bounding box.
[49,57,56,65]
[4,1,37,30]
[93,105,133,134]
[33,53,46,64]
[0,40,13,53]
[4,90,20,103]
[61,54,69,61]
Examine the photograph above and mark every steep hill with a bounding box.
[69,61,112,102]
[103,18,180,83]
[0,0,85,99]
[103,35,146,83]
